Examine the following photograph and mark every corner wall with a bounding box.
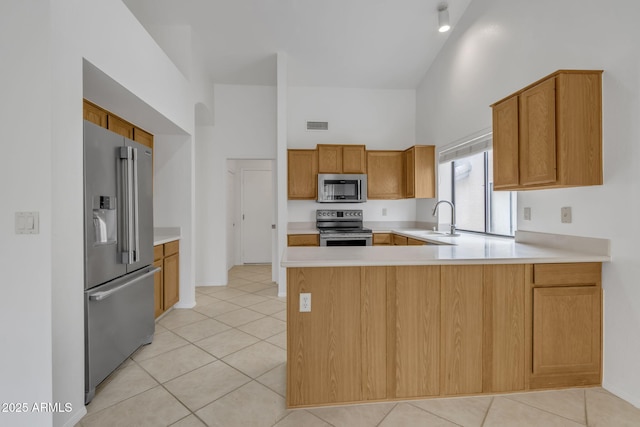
[415,0,640,407]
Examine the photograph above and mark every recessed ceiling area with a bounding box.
[123,0,473,89]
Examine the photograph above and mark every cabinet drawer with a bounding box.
[392,234,408,245]
[153,245,164,261]
[533,263,601,286]
[373,233,391,245]
[407,237,426,246]
[288,234,319,246]
[164,240,180,256]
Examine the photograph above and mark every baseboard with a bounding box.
[62,406,87,427]
[601,382,640,409]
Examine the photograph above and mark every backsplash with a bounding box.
[287,198,419,222]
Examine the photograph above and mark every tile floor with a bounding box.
[80,265,640,427]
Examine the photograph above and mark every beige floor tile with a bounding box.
[256,363,287,397]
[310,402,396,427]
[138,345,216,383]
[237,316,286,339]
[208,288,249,300]
[214,307,266,327]
[270,309,287,321]
[274,410,331,427]
[411,395,492,427]
[195,285,227,295]
[195,381,287,427]
[222,341,286,378]
[256,286,280,298]
[164,360,251,411]
[226,293,270,308]
[86,363,158,414]
[192,300,242,317]
[266,330,287,350]
[154,323,170,335]
[586,388,640,426]
[194,293,220,307]
[170,414,207,426]
[380,403,458,427]
[249,299,287,315]
[227,277,255,287]
[82,386,189,427]
[195,328,260,358]
[506,388,586,424]
[172,318,231,342]
[132,331,189,362]
[158,309,208,330]
[236,282,273,293]
[484,397,584,427]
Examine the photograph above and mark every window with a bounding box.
[438,134,516,237]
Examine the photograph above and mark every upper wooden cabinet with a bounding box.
[133,127,154,149]
[107,114,134,139]
[491,70,603,190]
[405,145,435,199]
[367,151,404,199]
[83,100,107,128]
[287,149,318,200]
[83,99,153,149]
[318,144,366,174]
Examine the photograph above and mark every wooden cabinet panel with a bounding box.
[318,145,366,174]
[373,233,392,246]
[163,252,180,309]
[153,259,164,318]
[492,96,520,189]
[288,149,318,199]
[533,263,601,286]
[165,240,179,256]
[287,234,319,247]
[287,267,363,406]
[133,127,154,149]
[392,266,440,398]
[83,100,107,128]
[362,267,387,400]
[407,237,426,246]
[441,265,483,395]
[483,264,525,392]
[519,77,557,186]
[532,286,601,382]
[153,245,164,262]
[392,234,407,246]
[405,146,435,198]
[342,145,366,173]
[367,151,404,199]
[107,115,133,139]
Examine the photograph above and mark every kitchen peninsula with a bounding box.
[282,231,610,408]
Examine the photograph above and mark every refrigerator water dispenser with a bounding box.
[93,196,116,245]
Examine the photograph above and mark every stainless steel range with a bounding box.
[316,209,372,246]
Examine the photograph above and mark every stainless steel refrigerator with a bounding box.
[83,120,158,404]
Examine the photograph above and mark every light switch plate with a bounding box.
[524,207,531,221]
[561,207,572,223]
[15,212,39,234]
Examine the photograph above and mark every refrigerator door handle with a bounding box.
[120,146,135,264]
[132,146,140,263]
[88,267,160,301]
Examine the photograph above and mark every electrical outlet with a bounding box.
[382,208,387,216]
[524,207,531,221]
[299,293,311,312]
[561,206,572,223]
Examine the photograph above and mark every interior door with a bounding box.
[226,170,236,269]
[241,169,273,263]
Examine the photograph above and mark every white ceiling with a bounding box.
[123,0,473,89]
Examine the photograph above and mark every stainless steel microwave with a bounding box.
[317,174,367,203]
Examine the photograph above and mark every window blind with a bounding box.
[438,131,492,164]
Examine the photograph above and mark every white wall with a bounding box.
[0,0,196,425]
[195,84,277,286]
[287,87,419,223]
[416,0,640,407]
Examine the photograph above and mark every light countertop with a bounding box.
[154,227,181,246]
[281,230,611,267]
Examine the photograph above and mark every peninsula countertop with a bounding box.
[281,230,611,267]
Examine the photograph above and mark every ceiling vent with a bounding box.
[306,121,329,131]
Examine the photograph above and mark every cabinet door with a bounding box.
[83,100,107,128]
[532,286,601,379]
[287,234,319,247]
[519,78,557,186]
[133,127,154,149]
[392,234,407,245]
[342,145,366,173]
[405,148,415,198]
[483,264,525,392]
[373,233,391,246]
[391,266,440,398]
[318,145,342,173]
[107,115,133,139]
[367,151,404,199]
[163,253,180,309]
[492,96,520,189]
[441,265,483,395]
[153,259,164,318]
[288,149,318,199]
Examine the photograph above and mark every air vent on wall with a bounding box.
[306,121,329,131]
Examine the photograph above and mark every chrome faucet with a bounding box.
[432,200,459,236]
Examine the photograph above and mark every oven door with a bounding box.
[320,234,372,246]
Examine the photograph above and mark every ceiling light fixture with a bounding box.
[438,3,450,33]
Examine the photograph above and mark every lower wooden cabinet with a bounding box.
[373,233,392,246]
[153,240,180,318]
[286,262,601,407]
[287,234,319,246]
